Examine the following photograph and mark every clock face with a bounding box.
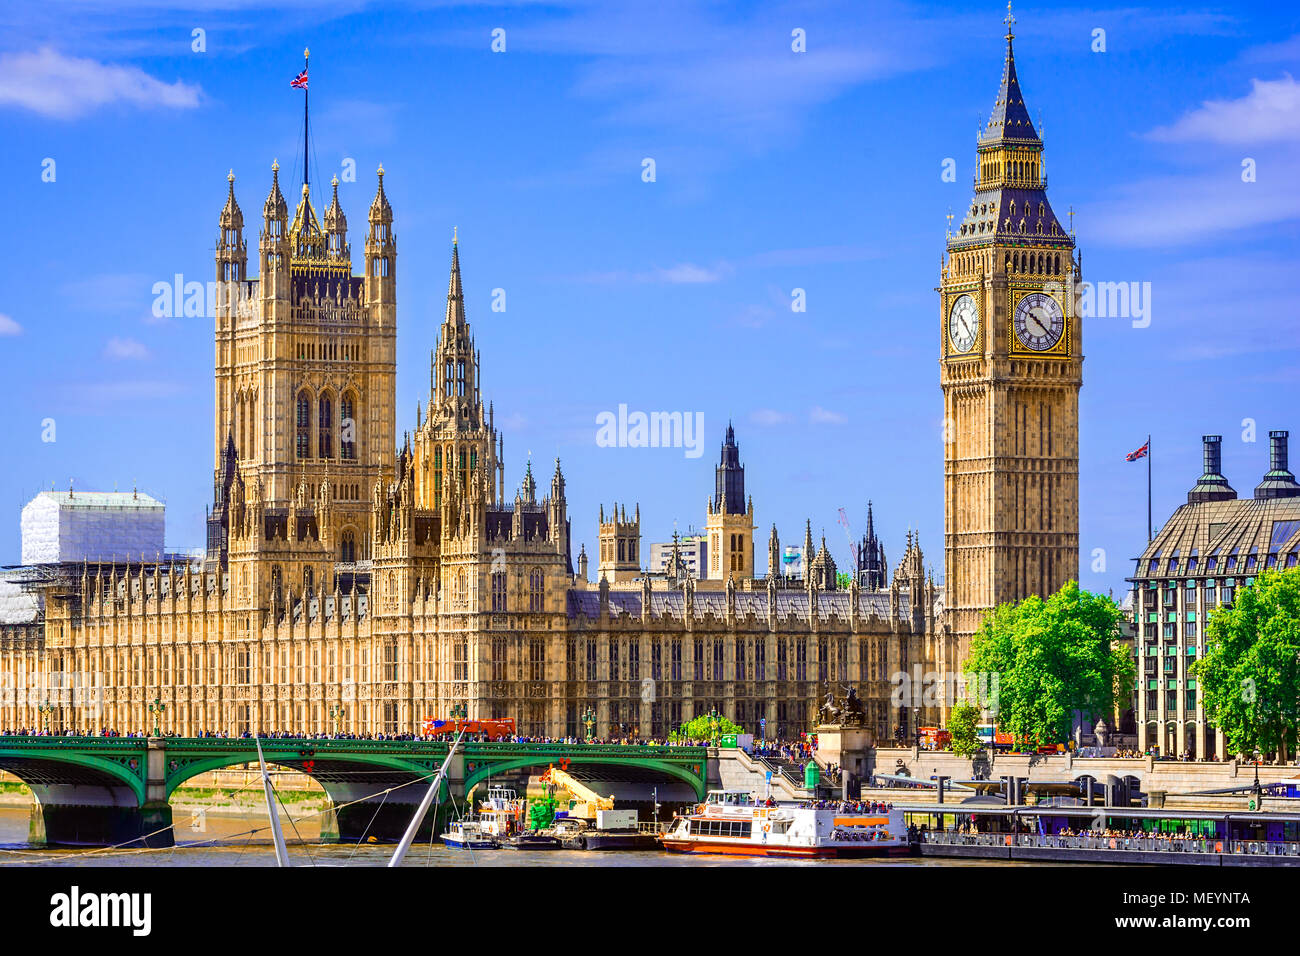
[1014,292,1064,351]
[948,294,979,353]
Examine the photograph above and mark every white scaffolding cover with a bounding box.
[20,491,165,565]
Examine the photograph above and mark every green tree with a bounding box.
[948,700,982,757]
[1193,569,1300,761]
[670,713,743,742]
[964,581,1134,747]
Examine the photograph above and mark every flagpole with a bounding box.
[302,47,310,188]
[1147,433,1152,543]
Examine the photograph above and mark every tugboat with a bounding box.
[660,790,910,858]
[440,819,498,850]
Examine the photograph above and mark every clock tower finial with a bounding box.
[1004,1,1016,42]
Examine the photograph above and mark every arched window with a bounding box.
[529,568,544,612]
[340,530,357,564]
[295,391,311,460]
[303,566,314,594]
[340,393,357,460]
[318,394,333,459]
[492,571,507,611]
[271,565,283,606]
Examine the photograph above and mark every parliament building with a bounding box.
[2,21,1082,742]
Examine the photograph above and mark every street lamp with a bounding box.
[149,698,166,738]
[708,707,720,745]
[450,702,468,720]
[1253,748,1262,809]
[329,704,344,737]
[582,705,596,741]
[38,699,53,735]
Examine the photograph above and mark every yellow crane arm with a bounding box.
[543,765,614,811]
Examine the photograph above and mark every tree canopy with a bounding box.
[964,581,1134,746]
[947,700,982,757]
[1193,568,1300,760]
[670,714,743,742]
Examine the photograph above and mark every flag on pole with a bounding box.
[1125,440,1150,462]
[291,69,308,90]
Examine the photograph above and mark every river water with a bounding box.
[0,806,1009,867]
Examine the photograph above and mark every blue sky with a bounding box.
[0,0,1296,599]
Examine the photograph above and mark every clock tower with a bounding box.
[940,9,1082,664]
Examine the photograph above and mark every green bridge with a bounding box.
[0,736,709,847]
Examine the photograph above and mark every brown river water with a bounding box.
[0,805,1012,867]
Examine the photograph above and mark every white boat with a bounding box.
[476,787,525,840]
[441,820,498,849]
[660,789,910,858]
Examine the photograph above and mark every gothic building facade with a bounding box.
[4,21,1079,742]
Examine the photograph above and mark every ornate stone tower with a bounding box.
[705,423,755,580]
[209,161,397,575]
[597,502,641,582]
[940,12,1082,659]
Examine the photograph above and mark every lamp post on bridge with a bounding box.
[329,705,344,737]
[149,698,166,738]
[582,705,596,741]
[38,698,53,735]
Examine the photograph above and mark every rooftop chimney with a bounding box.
[1255,430,1300,499]
[1187,435,1236,504]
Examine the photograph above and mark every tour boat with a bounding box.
[660,790,910,858]
[440,820,498,850]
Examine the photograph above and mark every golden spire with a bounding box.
[227,169,235,183]
[1004,0,1016,41]
[453,225,458,245]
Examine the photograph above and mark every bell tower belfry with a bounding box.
[940,6,1082,659]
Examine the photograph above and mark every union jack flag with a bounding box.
[290,69,308,90]
[1125,441,1149,462]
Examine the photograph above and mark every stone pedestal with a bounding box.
[816,723,874,793]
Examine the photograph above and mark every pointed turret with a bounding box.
[365,164,396,307]
[258,160,290,302]
[217,170,246,283]
[446,231,466,327]
[323,174,349,260]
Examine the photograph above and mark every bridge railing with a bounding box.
[919,830,1300,857]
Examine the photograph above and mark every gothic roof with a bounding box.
[950,187,1070,249]
[979,34,1039,146]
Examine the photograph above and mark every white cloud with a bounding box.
[104,337,149,360]
[1148,76,1300,145]
[750,408,794,426]
[809,406,848,425]
[573,261,728,284]
[0,313,21,336]
[0,47,201,119]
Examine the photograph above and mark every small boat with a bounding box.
[441,820,498,850]
[501,832,562,850]
[660,789,911,858]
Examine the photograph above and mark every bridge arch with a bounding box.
[463,754,706,801]
[0,743,147,806]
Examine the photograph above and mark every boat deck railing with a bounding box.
[919,830,1300,857]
